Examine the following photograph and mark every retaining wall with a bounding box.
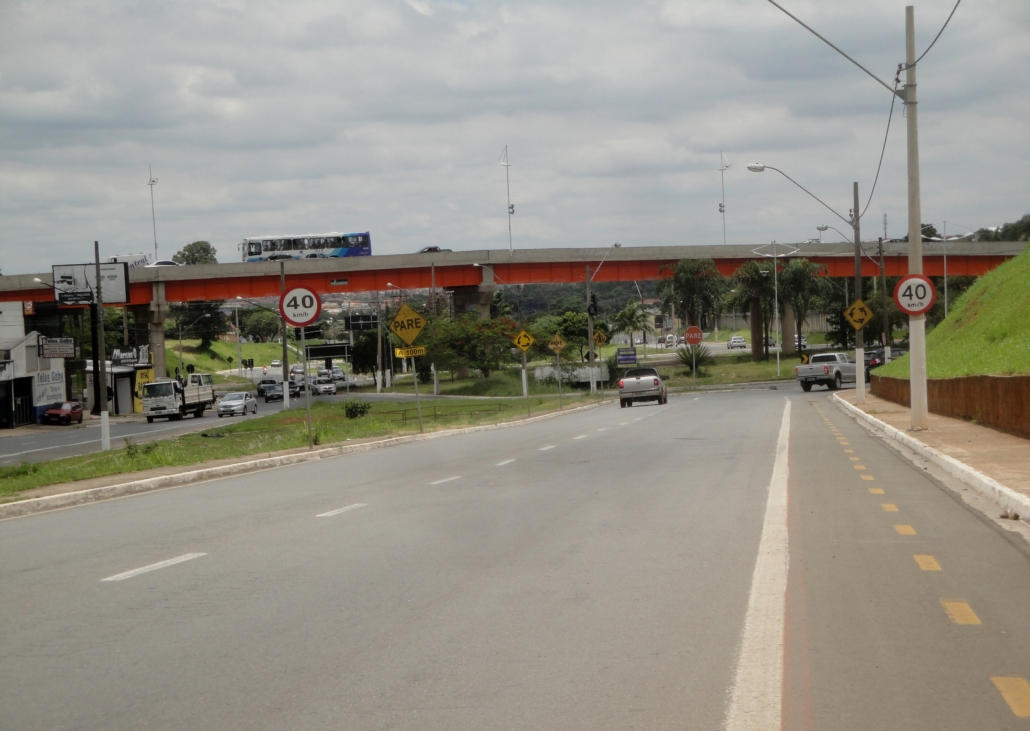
[870,374,1030,439]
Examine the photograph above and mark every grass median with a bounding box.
[0,395,580,501]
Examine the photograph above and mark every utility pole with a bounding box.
[719,151,731,246]
[879,237,890,358]
[853,182,865,403]
[94,241,110,451]
[500,145,514,257]
[586,265,597,396]
[905,6,929,430]
[280,261,290,409]
[148,166,159,263]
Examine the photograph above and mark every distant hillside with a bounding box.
[877,247,1030,379]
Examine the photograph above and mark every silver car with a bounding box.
[217,392,258,417]
[313,377,337,396]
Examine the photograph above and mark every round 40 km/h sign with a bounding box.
[893,274,937,316]
[279,287,322,327]
[684,326,704,346]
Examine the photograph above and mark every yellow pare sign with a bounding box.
[389,304,426,345]
[844,299,873,330]
[513,330,535,352]
[548,334,567,353]
[395,346,427,358]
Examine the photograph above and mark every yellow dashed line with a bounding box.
[849,457,860,461]
[839,442,850,446]
[895,525,917,535]
[914,555,941,571]
[940,599,981,625]
[869,488,885,494]
[844,449,854,453]
[992,677,1030,718]
[854,465,866,470]
[860,474,875,481]
[882,503,899,512]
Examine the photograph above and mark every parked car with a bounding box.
[256,378,278,396]
[217,392,258,417]
[42,401,83,425]
[313,376,337,395]
[618,368,668,407]
[264,384,284,403]
[727,336,747,349]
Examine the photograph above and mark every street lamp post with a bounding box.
[148,166,159,263]
[178,313,211,378]
[753,243,797,378]
[587,242,621,397]
[748,164,866,401]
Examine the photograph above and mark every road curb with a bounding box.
[832,394,1030,525]
[0,400,609,520]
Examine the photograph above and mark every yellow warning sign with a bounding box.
[800,353,810,365]
[592,331,607,345]
[395,346,427,358]
[513,330,535,352]
[548,334,567,353]
[388,304,427,345]
[844,299,873,330]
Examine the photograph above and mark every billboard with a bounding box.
[51,262,130,305]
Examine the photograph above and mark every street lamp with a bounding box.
[586,242,621,396]
[177,313,210,379]
[749,163,867,402]
[148,165,159,262]
[753,243,797,378]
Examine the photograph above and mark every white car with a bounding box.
[313,377,337,395]
[271,359,282,368]
[217,392,258,417]
[727,336,747,349]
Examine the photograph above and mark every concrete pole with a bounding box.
[586,265,596,395]
[94,241,110,451]
[280,261,290,409]
[854,182,866,403]
[879,238,891,360]
[906,5,929,430]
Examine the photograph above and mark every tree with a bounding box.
[608,300,653,348]
[658,258,725,328]
[351,331,380,375]
[239,309,281,342]
[780,259,826,346]
[173,241,219,265]
[168,301,229,349]
[730,261,774,358]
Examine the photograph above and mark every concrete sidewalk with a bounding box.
[836,391,1030,505]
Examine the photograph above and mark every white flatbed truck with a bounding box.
[142,373,217,422]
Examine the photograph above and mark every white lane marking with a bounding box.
[429,476,461,485]
[0,422,228,460]
[723,398,791,731]
[635,418,642,421]
[597,428,608,432]
[538,445,556,451]
[317,503,368,518]
[496,459,516,466]
[573,435,588,440]
[620,422,628,425]
[101,553,207,582]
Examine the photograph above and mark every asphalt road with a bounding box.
[1,389,1028,730]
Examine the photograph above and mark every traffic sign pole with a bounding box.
[853,182,866,404]
[280,286,321,449]
[411,357,423,433]
[302,326,312,449]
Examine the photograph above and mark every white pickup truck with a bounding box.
[794,352,857,392]
[142,373,217,422]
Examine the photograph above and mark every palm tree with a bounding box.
[658,258,725,329]
[609,300,653,348]
[780,259,827,348]
[730,261,775,358]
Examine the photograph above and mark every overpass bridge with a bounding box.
[3,241,1022,377]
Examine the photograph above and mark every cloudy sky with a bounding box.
[1,0,1027,274]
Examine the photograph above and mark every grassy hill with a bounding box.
[877,247,1030,379]
[167,340,291,377]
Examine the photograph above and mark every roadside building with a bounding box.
[0,331,67,428]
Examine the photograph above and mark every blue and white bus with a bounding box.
[242,232,371,261]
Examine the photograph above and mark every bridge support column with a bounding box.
[448,285,496,320]
[781,302,796,355]
[144,282,171,378]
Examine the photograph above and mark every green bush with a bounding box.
[344,399,372,419]
[676,345,714,374]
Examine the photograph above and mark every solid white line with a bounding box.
[723,399,791,731]
[317,502,368,518]
[429,476,461,485]
[496,459,516,466]
[573,435,588,440]
[101,553,207,582]
[538,445,556,451]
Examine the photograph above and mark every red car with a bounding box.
[43,401,84,425]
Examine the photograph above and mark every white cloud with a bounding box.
[0,0,1027,272]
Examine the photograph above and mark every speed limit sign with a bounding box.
[893,274,937,316]
[279,286,322,327]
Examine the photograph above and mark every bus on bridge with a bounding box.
[242,232,371,261]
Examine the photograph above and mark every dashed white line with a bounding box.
[597,428,608,432]
[496,459,516,466]
[101,553,206,582]
[620,422,628,425]
[538,445,556,451]
[430,476,462,485]
[573,435,588,440]
[317,503,368,518]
